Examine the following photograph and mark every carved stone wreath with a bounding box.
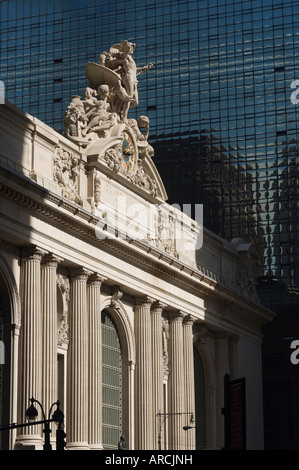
[57,274,70,348]
[53,146,83,205]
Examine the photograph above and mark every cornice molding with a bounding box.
[0,109,34,138]
[0,168,275,326]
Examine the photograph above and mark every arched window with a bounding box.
[0,272,11,450]
[194,347,206,450]
[0,302,3,443]
[101,310,122,449]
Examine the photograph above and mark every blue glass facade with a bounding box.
[1,0,299,449]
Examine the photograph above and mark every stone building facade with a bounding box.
[0,43,274,450]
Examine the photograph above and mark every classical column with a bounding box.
[67,267,90,450]
[183,315,196,451]
[11,324,21,449]
[87,273,105,450]
[17,246,44,448]
[128,360,135,450]
[215,332,230,448]
[41,253,61,443]
[168,311,185,450]
[134,296,154,450]
[151,301,166,450]
[229,334,240,380]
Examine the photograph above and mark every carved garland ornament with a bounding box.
[57,274,70,348]
[53,146,82,206]
[162,316,170,379]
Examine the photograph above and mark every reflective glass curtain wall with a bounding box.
[1,0,299,449]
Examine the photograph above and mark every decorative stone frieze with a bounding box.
[154,208,177,257]
[57,316,69,349]
[57,273,70,349]
[193,323,208,344]
[231,238,263,302]
[53,145,82,206]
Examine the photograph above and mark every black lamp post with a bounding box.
[156,411,195,450]
[183,425,197,431]
[25,397,64,451]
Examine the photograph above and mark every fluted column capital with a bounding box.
[183,314,196,327]
[69,266,92,282]
[21,244,45,261]
[167,310,185,323]
[41,253,63,268]
[87,272,106,286]
[151,301,167,313]
[135,295,156,308]
[229,333,240,344]
[215,331,230,342]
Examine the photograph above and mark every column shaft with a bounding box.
[87,273,104,450]
[229,334,240,380]
[134,296,154,450]
[183,316,196,451]
[18,246,43,447]
[67,268,89,450]
[215,333,230,448]
[151,302,166,450]
[41,254,60,432]
[168,312,185,450]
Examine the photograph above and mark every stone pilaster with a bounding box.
[168,311,185,450]
[11,324,21,449]
[18,245,44,447]
[151,301,166,450]
[87,273,105,450]
[67,267,90,450]
[128,359,135,450]
[134,296,155,450]
[215,332,230,448]
[229,334,240,380]
[183,315,196,450]
[41,253,61,440]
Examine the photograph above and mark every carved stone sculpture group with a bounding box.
[64,40,153,152]
[62,40,158,200]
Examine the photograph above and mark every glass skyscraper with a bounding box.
[1,0,299,449]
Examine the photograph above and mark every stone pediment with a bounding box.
[85,122,167,202]
[63,40,167,202]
